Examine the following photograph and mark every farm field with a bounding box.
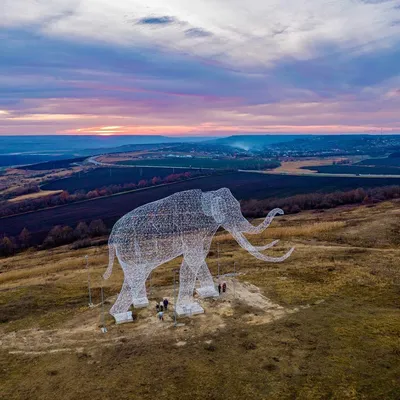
[41,166,196,192]
[3,172,400,239]
[302,164,400,175]
[0,154,68,168]
[117,157,279,170]
[357,156,400,167]
[0,166,85,198]
[1,201,399,399]
[8,190,63,203]
[18,157,87,171]
[269,157,351,174]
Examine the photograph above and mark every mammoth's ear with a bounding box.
[211,196,227,224]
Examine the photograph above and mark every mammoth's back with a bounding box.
[110,189,208,243]
[109,189,215,265]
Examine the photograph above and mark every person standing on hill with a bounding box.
[222,282,227,293]
[163,298,169,311]
[158,311,164,321]
[218,283,222,294]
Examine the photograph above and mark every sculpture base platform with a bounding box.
[196,286,219,298]
[133,297,149,308]
[175,303,204,317]
[114,311,133,324]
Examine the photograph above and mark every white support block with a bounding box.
[133,297,149,308]
[114,311,133,324]
[196,286,219,298]
[175,302,204,317]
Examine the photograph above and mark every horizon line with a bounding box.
[1,132,400,137]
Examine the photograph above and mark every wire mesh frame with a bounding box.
[103,188,294,319]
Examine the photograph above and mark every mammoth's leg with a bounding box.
[127,265,150,308]
[110,278,133,317]
[176,259,204,315]
[177,259,198,305]
[196,262,219,298]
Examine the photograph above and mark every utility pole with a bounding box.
[85,255,93,307]
[173,269,178,327]
[149,270,152,295]
[217,242,220,280]
[100,286,107,333]
[233,262,236,299]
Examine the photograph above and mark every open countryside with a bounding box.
[2,0,400,396]
[1,200,399,399]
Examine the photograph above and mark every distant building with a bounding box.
[166,154,192,158]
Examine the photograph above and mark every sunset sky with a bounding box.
[1,0,400,136]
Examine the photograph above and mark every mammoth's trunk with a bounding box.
[230,230,294,263]
[240,208,284,235]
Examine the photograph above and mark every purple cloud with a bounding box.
[0,0,399,134]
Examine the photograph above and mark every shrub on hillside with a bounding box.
[74,221,89,239]
[88,219,108,237]
[70,239,92,250]
[43,225,74,248]
[18,227,31,249]
[0,236,15,256]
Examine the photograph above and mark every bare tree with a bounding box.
[1,236,15,256]
[18,227,31,249]
[74,221,89,239]
[89,219,108,237]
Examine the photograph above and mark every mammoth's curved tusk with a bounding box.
[253,239,279,251]
[242,208,284,235]
[231,231,294,263]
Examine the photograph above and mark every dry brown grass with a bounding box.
[216,221,346,244]
[8,190,63,203]
[1,200,400,400]
[0,165,88,199]
[270,157,346,174]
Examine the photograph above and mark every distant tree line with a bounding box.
[332,159,350,165]
[0,171,203,218]
[241,185,400,217]
[0,219,108,257]
[82,171,198,199]
[2,184,400,257]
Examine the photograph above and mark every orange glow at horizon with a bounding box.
[60,124,399,136]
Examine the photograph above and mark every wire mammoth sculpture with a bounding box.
[103,188,294,321]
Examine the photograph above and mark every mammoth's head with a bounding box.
[201,188,294,263]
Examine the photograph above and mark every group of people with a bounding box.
[156,298,169,321]
[218,282,227,294]
[156,282,228,322]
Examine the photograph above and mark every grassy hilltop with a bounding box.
[0,201,400,400]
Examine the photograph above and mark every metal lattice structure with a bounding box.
[103,188,294,321]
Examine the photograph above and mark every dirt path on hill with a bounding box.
[1,278,306,355]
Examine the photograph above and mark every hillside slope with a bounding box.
[0,201,399,400]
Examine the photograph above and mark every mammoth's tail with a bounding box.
[103,244,115,280]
